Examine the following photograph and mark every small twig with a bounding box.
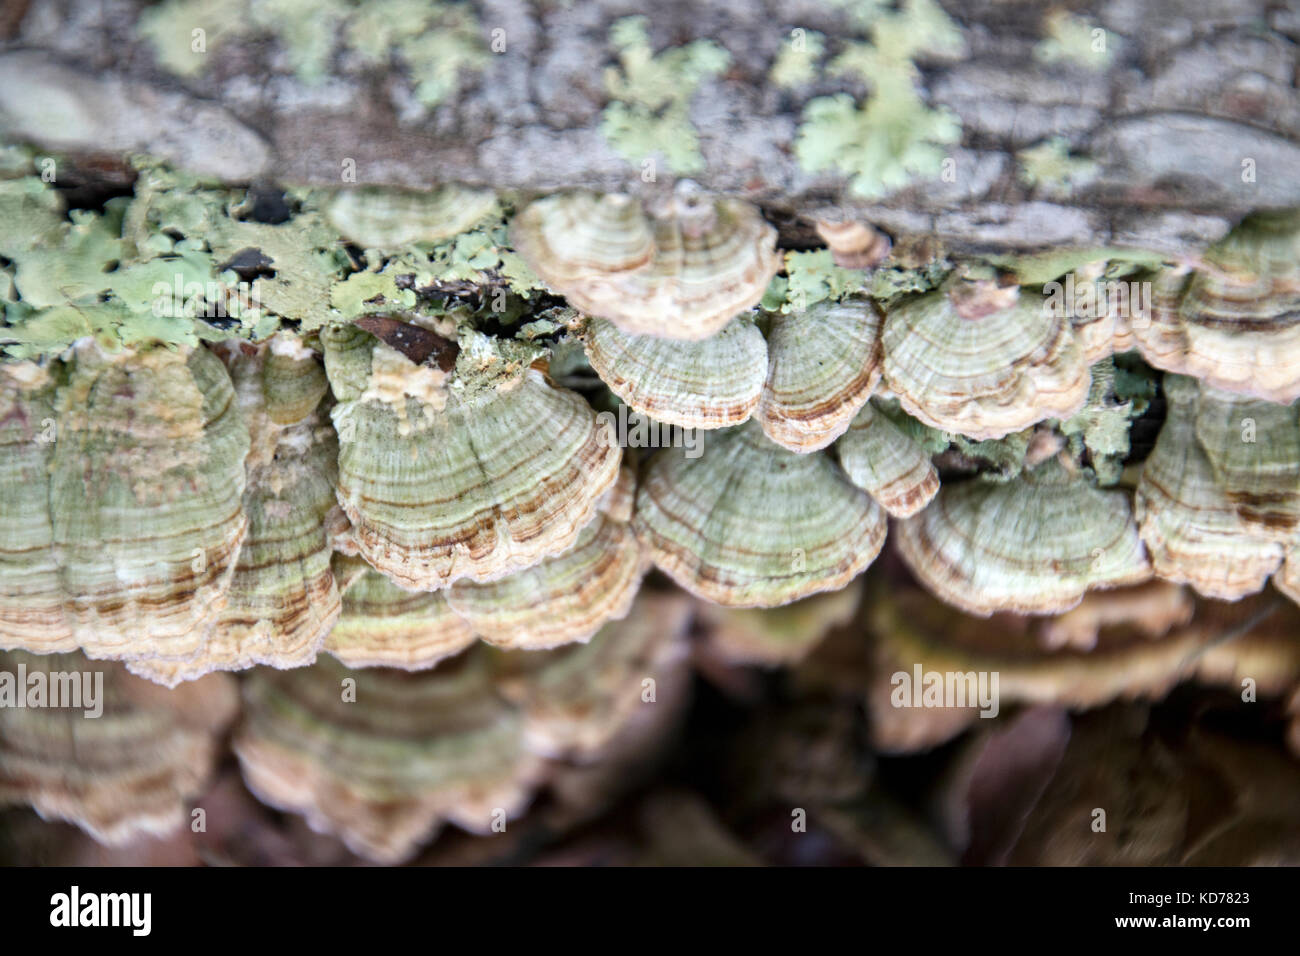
[1175,596,1282,672]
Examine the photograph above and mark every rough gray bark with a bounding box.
[1,0,1297,256]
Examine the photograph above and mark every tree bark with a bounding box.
[1,0,1297,256]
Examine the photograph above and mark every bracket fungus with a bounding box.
[632,420,886,607]
[1192,384,1300,537]
[757,299,883,453]
[0,343,250,663]
[896,459,1151,616]
[509,191,654,286]
[0,652,237,844]
[881,278,1091,440]
[128,343,342,686]
[446,512,647,651]
[0,362,64,653]
[328,467,645,658]
[1037,581,1195,652]
[1061,260,1144,365]
[1135,375,1297,599]
[492,591,693,759]
[325,569,477,671]
[234,651,541,864]
[127,438,340,684]
[1277,551,1300,608]
[581,315,768,429]
[863,584,1231,754]
[1190,597,1300,709]
[262,335,330,425]
[834,401,940,518]
[698,580,862,667]
[54,343,251,660]
[326,185,498,250]
[814,219,892,270]
[598,463,638,524]
[325,324,621,590]
[581,295,884,451]
[1135,212,1300,404]
[511,183,780,341]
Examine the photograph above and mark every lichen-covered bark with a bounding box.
[0,0,1296,256]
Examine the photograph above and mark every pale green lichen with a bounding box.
[0,177,88,262]
[1016,137,1099,197]
[777,250,867,312]
[138,0,487,107]
[124,166,352,329]
[0,147,559,361]
[1,170,229,355]
[517,317,562,341]
[0,155,500,356]
[99,242,221,320]
[1058,357,1154,486]
[867,259,950,306]
[441,232,504,282]
[824,0,890,31]
[4,303,138,359]
[601,16,731,175]
[254,0,352,82]
[136,0,248,77]
[985,247,1165,285]
[329,205,546,324]
[1033,11,1117,70]
[0,144,38,179]
[764,241,949,314]
[213,218,345,326]
[497,247,545,295]
[828,0,963,77]
[427,213,544,294]
[349,0,489,107]
[760,276,789,312]
[1112,351,1160,403]
[8,203,127,310]
[452,329,546,400]
[345,0,432,59]
[794,0,964,197]
[952,429,1034,480]
[0,174,223,357]
[770,30,826,89]
[328,269,417,319]
[872,397,950,455]
[1060,361,1127,484]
